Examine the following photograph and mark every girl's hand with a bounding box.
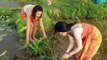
[60,57,68,60]
[61,52,70,59]
[43,34,47,39]
[24,43,29,48]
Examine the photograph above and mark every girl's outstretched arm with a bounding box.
[40,18,47,38]
[61,35,74,59]
[69,27,83,58]
[66,35,74,53]
[25,9,31,46]
[26,17,31,46]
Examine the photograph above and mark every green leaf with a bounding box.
[0,28,5,31]
[0,34,7,42]
[6,29,14,32]
[0,50,7,57]
[1,34,7,37]
[18,26,26,32]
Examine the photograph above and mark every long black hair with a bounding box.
[31,5,43,19]
[54,21,77,32]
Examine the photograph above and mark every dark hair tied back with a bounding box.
[54,21,77,33]
[67,22,77,30]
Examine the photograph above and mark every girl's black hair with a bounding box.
[31,5,43,19]
[54,21,77,32]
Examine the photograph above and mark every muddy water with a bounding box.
[0,0,19,8]
[0,0,25,59]
[0,0,36,8]
[0,30,26,60]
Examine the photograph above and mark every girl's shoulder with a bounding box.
[24,4,34,7]
[24,4,35,10]
[23,4,35,14]
[70,23,82,30]
[70,23,83,36]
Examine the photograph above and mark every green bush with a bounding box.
[56,2,107,19]
[87,3,107,18]
[60,3,87,18]
[0,8,14,16]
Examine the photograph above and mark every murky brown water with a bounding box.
[0,0,19,8]
[0,30,26,60]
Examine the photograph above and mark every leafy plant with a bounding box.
[28,38,54,59]
[16,19,26,43]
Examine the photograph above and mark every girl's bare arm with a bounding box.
[69,27,83,57]
[65,35,74,53]
[40,18,47,38]
[26,9,31,46]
